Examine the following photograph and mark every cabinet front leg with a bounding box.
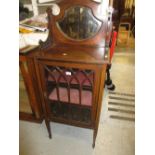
[45,119,52,139]
[92,129,97,148]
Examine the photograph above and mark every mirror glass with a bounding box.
[57,6,102,40]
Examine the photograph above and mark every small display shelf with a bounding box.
[49,87,92,106]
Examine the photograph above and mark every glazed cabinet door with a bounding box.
[37,60,101,128]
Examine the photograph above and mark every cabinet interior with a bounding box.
[44,65,95,125]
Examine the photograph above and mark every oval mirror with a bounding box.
[56,6,102,40]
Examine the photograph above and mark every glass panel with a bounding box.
[44,65,94,124]
[57,6,102,40]
[19,68,32,114]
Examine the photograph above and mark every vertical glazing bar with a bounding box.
[79,85,82,105]
[70,69,81,105]
[56,83,60,103]
[67,84,70,103]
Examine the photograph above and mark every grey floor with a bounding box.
[20,45,135,155]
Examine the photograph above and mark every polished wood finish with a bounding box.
[38,0,110,50]
[19,52,43,123]
[19,112,43,123]
[23,0,111,148]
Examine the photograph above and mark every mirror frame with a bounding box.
[44,0,108,47]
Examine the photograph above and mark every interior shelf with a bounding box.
[48,87,92,106]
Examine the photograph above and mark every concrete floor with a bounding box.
[20,44,135,155]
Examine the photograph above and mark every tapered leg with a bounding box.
[92,129,97,148]
[45,119,52,139]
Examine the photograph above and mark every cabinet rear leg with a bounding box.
[105,64,115,91]
[45,119,52,139]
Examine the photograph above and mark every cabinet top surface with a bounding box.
[30,45,108,64]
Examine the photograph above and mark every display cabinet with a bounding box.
[26,0,111,147]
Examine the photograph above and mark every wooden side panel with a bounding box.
[19,55,43,122]
[93,64,107,147]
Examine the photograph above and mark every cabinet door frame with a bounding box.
[37,59,101,127]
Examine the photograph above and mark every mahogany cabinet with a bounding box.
[19,52,43,123]
[35,53,107,147]
[25,0,112,148]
